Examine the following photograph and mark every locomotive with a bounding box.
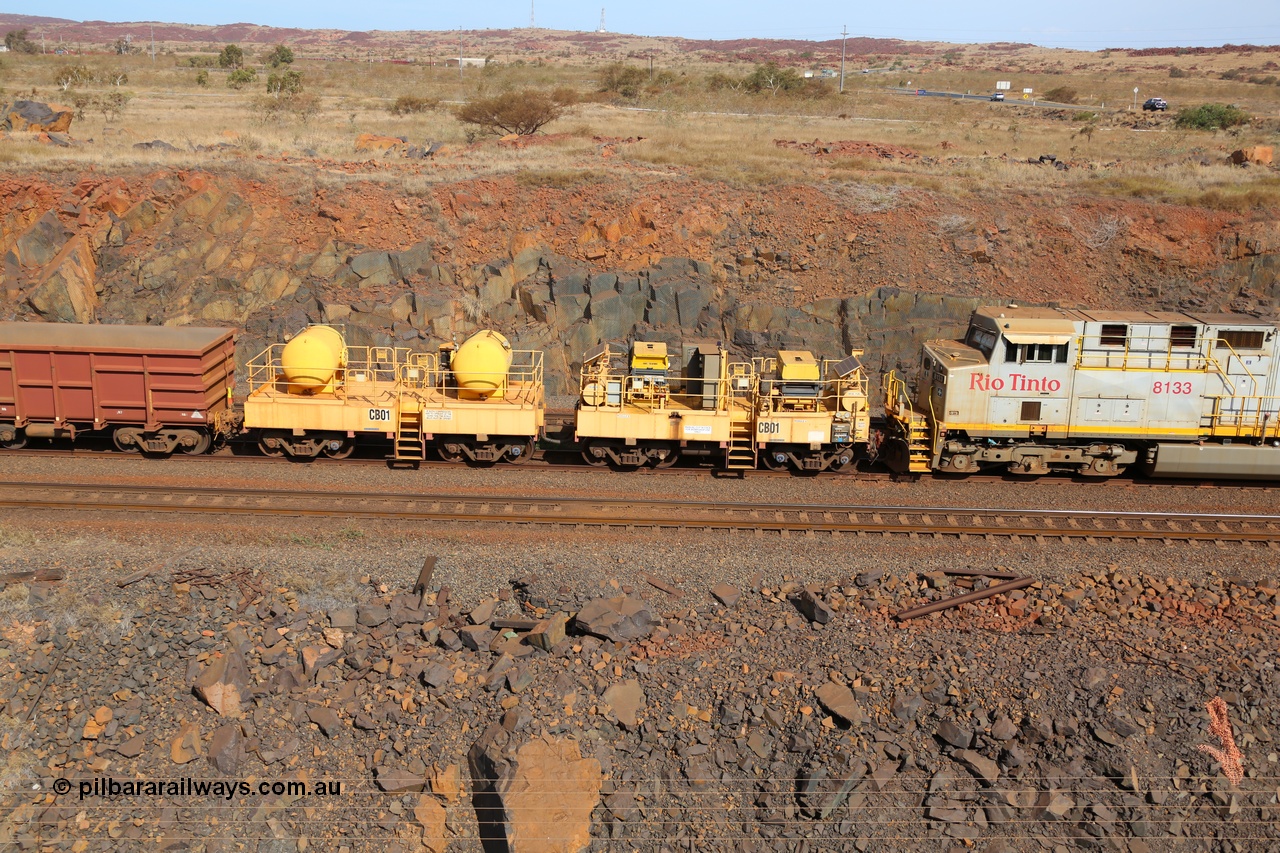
[882,306,1280,479]
[2,308,1277,481]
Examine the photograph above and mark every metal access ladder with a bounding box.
[883,371,933,474]
[904,411,932,474]
[394,404,425,462]
[725,411,757,470]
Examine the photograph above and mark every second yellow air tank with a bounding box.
[452,330,513,400]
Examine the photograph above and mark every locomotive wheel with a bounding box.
[762,451,791,472]
[1082,457,1125,478]
[323,438,356,460]
[505,438,536,464]
[179,430,212,456]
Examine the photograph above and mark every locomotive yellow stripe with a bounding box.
[936,422,1204,438]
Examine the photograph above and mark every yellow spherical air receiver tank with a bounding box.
[453,330,513,400]
[281,325,346,396]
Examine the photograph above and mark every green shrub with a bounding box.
[227,68,257,90]
[1043,86,1078,104]
[600,63,647,99]
[1169,67,1190,78]
[1174,103,1251,131]
[195,70,209,87]
[266,69,303,96]
[53,64,93,92]
[390,94,439,115]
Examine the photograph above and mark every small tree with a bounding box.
[218,44,245,69]
[266,70,303,97]
[227,68,257,90]
[744,62,805,96]
[4,30,37,54]
[454,89,573,136]
[265,44,294,68]
[54,64,94,92]
[195,70,209,87]
[600,63,647,99]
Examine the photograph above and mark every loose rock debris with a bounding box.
[0,557,1277,850]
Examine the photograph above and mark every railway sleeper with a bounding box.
[938,440,1138,476]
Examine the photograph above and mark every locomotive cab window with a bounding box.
[1007,343,1069,363]
[1100,324,1128,347]
[1219,330,1265,351]
[965,327,996,358]
[1170,325,1197,348]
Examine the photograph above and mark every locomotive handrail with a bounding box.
[1205,395,1280,440]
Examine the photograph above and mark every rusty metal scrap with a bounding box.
[894,576,1036,621]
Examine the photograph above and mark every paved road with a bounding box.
[887,87,1097,111]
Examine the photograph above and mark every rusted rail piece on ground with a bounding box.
[894,576,1036,621]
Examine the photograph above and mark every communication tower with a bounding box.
[597,9,607,33]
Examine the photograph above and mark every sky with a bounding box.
[8,1,1279,51]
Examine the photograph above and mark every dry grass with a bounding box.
[0,49,1276,208]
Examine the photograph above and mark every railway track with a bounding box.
[3,480,1279,545]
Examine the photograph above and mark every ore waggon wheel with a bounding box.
[323,438,356,460]
[505,438,536,464]
[762,450,790,472]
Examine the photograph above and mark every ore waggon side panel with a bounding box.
[884,307,1280,478]
[0,322,237,454]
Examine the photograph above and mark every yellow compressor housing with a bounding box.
[244,326,544,465]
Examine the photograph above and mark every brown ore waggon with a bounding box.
[0,323,238,455]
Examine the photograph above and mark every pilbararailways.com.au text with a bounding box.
[62,777,344,800]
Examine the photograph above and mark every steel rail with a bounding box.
[2,481,1279,544]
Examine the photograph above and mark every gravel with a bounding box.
[0,453,1277,851]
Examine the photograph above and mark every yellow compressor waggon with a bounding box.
[244,326,544,465]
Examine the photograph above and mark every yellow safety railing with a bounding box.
[1205,396,1280,440]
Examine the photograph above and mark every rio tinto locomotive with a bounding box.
[882,306,1280,479]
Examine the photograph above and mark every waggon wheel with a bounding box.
[438,443,468,464]
[828,452,856,473]
[505,438,536,464]
[322,438,355,460]
[651,447,680,469]
[111,428,140,453]
[762,451,791,472]
[1,428,27,450]
[582,440,610,467]
[179,430,212,456]
[258,431,287,458]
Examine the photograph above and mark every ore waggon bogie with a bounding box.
[883,306,1280,480]
[243,325,544,467]
[0,322,238,457]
